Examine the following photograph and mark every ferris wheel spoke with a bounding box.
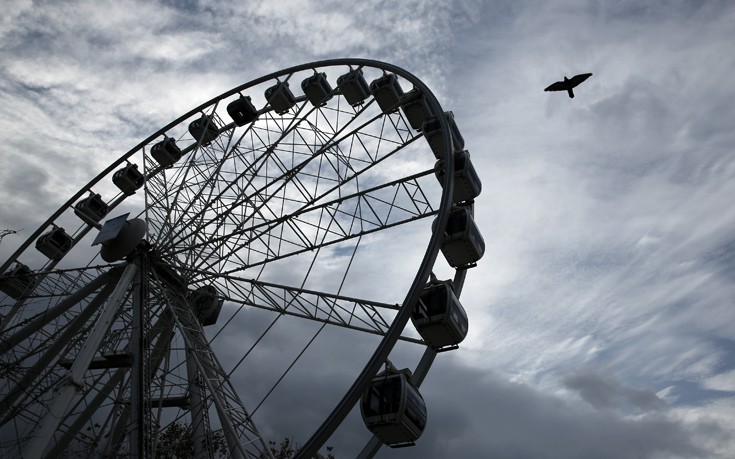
[158,103,225,212]
[149,102,320,253]
[0,265,114,335]
[256,100,372,203]
[193,274,423,345]
[0,268,119,357]
[50,366,127,456]
[142,123,246,249]
[155,94,390,260]
[170,138,428,273]
[19,263,137,458]
[180,170,437,277]
[0,268,124,409]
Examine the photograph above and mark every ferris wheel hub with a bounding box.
[93,215,147,262]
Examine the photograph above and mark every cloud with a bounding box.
[378,359,725,459]
[2,1,735,457]
[702,369,735,393]
[563,369,668,413]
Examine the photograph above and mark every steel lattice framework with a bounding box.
[0,59,479,458]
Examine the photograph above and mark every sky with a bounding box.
[2,0,735,458]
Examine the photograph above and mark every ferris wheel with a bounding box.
[0,59,484,458]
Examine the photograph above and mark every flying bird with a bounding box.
[544,73,593,98]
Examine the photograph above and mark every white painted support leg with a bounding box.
[22,262,138,458]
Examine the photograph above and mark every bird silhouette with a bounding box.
[544,73,593,98]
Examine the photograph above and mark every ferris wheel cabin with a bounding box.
[435,206,485,269]
[301,72,334,107]
[436,149,482,204]
[113,163,145,196]
[227,95,259,126]
[370,73,404,113]
[35,226,73,260]
[337,68,371,106]
[361,367,427,448]
[188,114,220,146]
[190,285,224,326]
[74,193,108,223]
[423,111,465,160]
[412,278,469,351]
[399,88,435,131]
[0,262,36,300]
[150,137,183,168]
[265,81,297,115]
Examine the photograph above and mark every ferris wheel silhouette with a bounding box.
[0,58,483,458]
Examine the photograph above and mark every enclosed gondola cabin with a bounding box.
[301,72,333,107]
[435,149,482,204]
[0,263,36,300]
[190,285,223,326]
[188,114,219,146]
[74,193,108,223]
[265,81,297,114]
[36,227,73,260]
[435,206,485,269]
[337,68,370,106]
[370,73,404,113]
[423,111,465,160]
[113,164,145,196]
[412,279,468,351]
[399,88,434,131]
[361,367,427,448]
[150,137,182,168]
[227,95,259,126]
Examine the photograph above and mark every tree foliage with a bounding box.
[155,422,228,458]
[156,423,335,458]
[259,437,335,459]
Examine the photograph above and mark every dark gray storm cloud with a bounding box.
[563,369,668,413]
[378,359,720,459]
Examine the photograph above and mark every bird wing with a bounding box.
[569,73,592,87]
[544,80,569,92]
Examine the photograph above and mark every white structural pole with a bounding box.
[186,343,209,458]
[0,271,121,424]
[0,269,115,354]
[22,262,138,458]
[46,368,127,456]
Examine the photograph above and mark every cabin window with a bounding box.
[364,378,401,417]
[446,212,468,234]
[404,387,427,430]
